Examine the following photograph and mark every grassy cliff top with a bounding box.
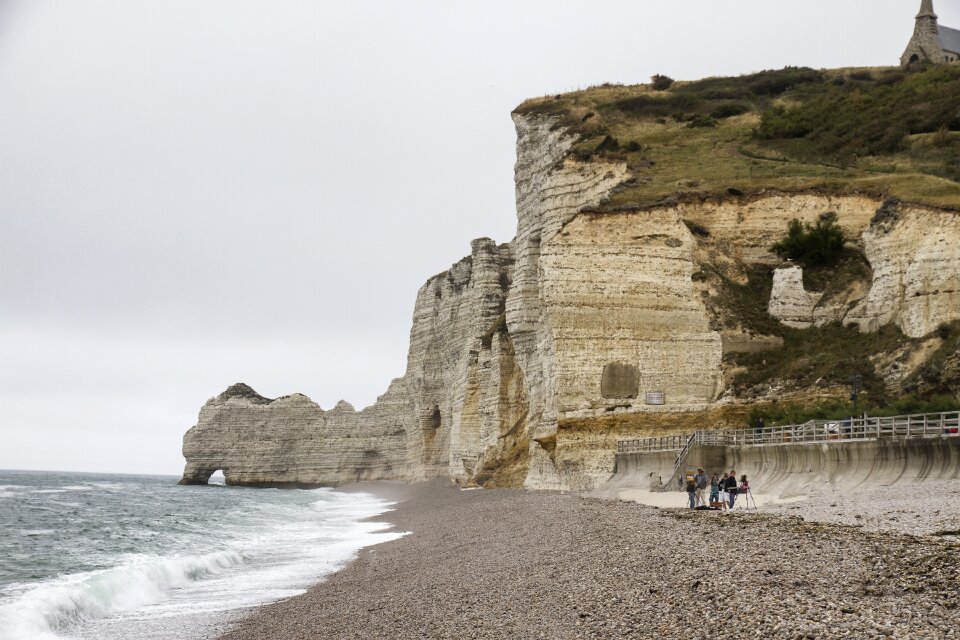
[515,66,960,210]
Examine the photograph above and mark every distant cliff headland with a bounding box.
[180,65,960,491]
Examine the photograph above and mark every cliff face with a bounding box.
[846,205,960,338]
[181,111,960,491]
[179,237,525,487]
[404,238,521,484]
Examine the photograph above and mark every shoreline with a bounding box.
[217,480,959,640]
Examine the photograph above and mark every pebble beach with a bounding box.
[218,480,959,640]
[763,479,960,537]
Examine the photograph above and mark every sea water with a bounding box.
[0,470,405,640]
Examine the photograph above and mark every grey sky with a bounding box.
[0,0,946,475]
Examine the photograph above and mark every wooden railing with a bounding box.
[617,411,960,454]
[617,434,691,454]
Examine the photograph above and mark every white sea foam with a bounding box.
[89,482,124,491]
[0,485,26,499]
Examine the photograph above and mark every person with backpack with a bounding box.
[694,468,708,507]
[685,474,697,509]
[725,469,739,509]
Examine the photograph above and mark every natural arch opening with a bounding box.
[208,469,226,486]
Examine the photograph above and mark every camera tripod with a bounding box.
[738,487,758,510]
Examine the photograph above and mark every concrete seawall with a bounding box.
[730,438,960,493]
[606,449,679,492]
[610,437,960,494]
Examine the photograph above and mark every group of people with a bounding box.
[685,468,750,510]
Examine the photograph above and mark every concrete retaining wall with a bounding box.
[729,437,960,493]
[610,449,679,491]
[609,446,726,491]
[608,437,960,494]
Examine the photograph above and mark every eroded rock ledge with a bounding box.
[181,113,960,491]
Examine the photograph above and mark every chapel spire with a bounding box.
[917,0,938,19]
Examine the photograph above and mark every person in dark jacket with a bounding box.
[685,475,697,509]
[724,469,739,509]
[719,472,729,509]
[694,468,708,507]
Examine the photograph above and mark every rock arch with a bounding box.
[177,466,223,485]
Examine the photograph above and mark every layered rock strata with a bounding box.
[757,203,960,338]
[846,204,960,338]
[181,114,960,491]
[768,266,823,329]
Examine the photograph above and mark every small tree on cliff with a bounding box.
[771,212,845,266]
[651,74,674,91]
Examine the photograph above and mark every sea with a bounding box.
[0,469,405,640]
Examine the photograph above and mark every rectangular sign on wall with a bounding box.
[645,391,665,405]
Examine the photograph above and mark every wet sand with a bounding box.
[218,480,959,640]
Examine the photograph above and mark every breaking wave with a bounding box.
[0,472,405,640]
[0,550,246,640]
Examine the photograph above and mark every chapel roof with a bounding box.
[940,24,960,54]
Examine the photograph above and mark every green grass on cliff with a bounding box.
[714,264,908,405]
[514,65,960,210]
[746,394,960,429]
[718,265,960,420]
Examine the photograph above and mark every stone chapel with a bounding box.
[902,0,960,65]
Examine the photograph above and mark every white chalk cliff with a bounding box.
[180,114,960,491]
[768,266,823,329]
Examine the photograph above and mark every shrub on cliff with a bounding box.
[771,212,845,266]
[755,64,960,160]
[673,67,823,101]
[595,135,620,153]
[686,114,717,128]
[613,93,702,118]
[650,74,674,91]
[615,68,823,120]
[710,102,751,119]
[745,394,958,429]
[574,134,625,160]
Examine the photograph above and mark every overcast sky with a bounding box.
[0,0,949,475]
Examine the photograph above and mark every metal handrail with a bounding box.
[617,410,960,454]
[672,433,697,475]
